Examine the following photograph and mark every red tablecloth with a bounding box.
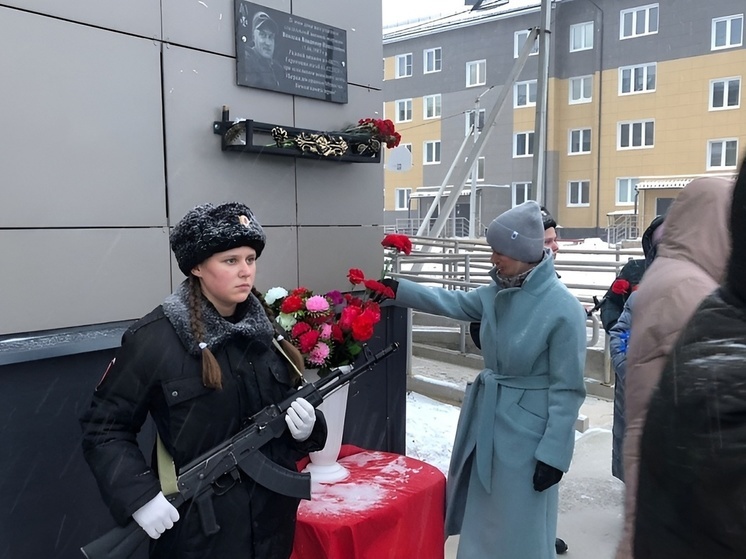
[292,446,446,559]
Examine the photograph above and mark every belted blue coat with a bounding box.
[394,252,586,559]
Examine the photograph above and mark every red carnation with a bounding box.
[291,322,311,338]
[610,279,631,295]
[297,330,320,354]
[347,268,365,285]
[281,294,304,313]
[364,279,395,300]
[382,234,412,255]
[351,309,377,342]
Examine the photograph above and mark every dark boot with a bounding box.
[555,537,568,555]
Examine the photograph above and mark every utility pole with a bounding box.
[468,86,494,238]
[531,0,552,206]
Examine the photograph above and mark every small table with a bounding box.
[292,446,446,559]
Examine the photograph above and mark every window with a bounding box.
[570,22,594,52]
[710,77,741,109]
[395,188,412,210]
[395,53,412,78]
[616,178,638,205]
[707,139,739,169]
[619,63,656,94]
[618,120,655,149]
[466,60,486,87]
[514,80,537,108]
[467,157,486,182]
[423,94,442,119]
[514,30,539,58]
[424,47,442,73]
[569,75,592,104]
[712,15,743,50]
[620,4,658,39]
[569,128,592,154]
[424,141,441,164]
[465,109,486,135]
[512,182,533,206]
[514,131,534,157]
[395,99,412,123]
[568,180,590,206]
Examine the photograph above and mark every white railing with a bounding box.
[388,235,643,364]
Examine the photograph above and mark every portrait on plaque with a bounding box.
[235,1,349,103]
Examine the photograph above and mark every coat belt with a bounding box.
[470,369,550,493]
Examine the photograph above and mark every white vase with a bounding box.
[302,365,352,484]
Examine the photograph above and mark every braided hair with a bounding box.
[187,276,223,389]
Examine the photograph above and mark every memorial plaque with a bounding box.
[235,1,349,103]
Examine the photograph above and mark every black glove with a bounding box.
[372,278,399,303]
[533,461,563,492]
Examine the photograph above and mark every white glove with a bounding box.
[285,397,316,442]
[132,491,180,539]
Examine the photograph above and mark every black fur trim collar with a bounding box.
[162,280,274,355]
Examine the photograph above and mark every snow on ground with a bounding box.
[405,391,459,476]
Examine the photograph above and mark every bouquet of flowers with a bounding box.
[263,234,411,376]
[343,118,402,152]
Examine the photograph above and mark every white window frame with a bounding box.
[710,77,741,110]
[616,178,638,205]
[619,63,657,95]
[514,80,537,108]
[395,188,412,210]
[568,180,590,207]
[395,98,412,123]
[467,157,486,182]
[569,75,593,104]
[617,119,655,150]
[712,14,743,50]
[707,138,739,169]
[423,94,442,119]
[513,131,535,158]
[514,30,539,58]
[466,59,486,87]
[568,128,592,155]
[570,21,594,52]
[465,109,486,136]
[423,47,442,73]
[395,53,413,78]
[512,182,533,207]
[423,140,441,165]
[620,4,659,39]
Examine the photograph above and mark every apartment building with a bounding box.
[382,0,745,240]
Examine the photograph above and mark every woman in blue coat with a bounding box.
[384,201,587,559]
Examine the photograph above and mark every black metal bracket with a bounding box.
[213,106,381,163]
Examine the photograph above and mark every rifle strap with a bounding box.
[272,337,304,383]
[156,434,179,496]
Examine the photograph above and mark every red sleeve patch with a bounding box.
[95,358,116,390]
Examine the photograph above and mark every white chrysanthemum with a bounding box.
[265,286,288,305]
[277,312,297,330]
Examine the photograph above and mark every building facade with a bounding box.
[383,0,745,240]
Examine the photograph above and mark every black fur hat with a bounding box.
[540,206,557,230]
[170,202,266,276]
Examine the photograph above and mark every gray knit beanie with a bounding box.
[170,202,266,276]
[486,201,545,262]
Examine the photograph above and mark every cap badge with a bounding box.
[238,215,250,227]
[511,231,519,239]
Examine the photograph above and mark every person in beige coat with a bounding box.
[614,176,734,559]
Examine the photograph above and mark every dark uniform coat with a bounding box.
[635,290,746,559]
[80,282,326,559]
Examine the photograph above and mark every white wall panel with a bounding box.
[2,229,171,335]
[0,1,161,38]
[0,7,166,227]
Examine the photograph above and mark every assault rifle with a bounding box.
[81,342,399,559]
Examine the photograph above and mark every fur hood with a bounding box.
[161,280,274,355]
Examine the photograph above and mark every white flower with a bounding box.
[265,286,288,305]
[277,312,297,330]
